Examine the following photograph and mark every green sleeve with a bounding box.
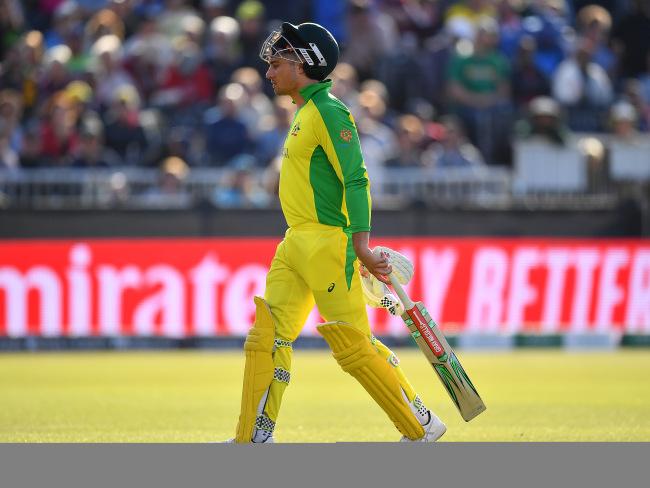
[314,98,371,233]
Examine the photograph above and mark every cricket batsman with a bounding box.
[228,22,446,443]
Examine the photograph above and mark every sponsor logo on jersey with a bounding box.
[290,122,301,136]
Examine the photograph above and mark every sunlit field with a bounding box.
[1,349,649,442]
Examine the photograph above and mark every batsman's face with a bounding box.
[265,57,300,96]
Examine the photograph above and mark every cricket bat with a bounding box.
[388,276,486,422]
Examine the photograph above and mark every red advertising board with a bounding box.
[0,238,648,337]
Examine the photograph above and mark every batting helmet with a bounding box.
[259,22,339,81]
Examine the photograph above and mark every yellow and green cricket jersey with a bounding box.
[279,80,371,233]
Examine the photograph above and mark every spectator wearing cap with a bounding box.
[83,8,126,53]
[609,101,641,140]
[619,79,650,132]
[444,0,497,42]
[71,114,122,168]
[91,34,138,109]
[236,0,268,78]
[203,83,253,166]
[514,95,570,146]
[45,0,83,49]
[40,45,73,99]
[575,4,616,77]
[205,15,244,90]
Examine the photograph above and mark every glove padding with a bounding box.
[359,247,413,316]
[372,246,413,285]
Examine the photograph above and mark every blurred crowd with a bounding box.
[1,0,650,206]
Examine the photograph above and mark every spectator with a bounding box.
[496,0,525,59]
[122,13,172,104]
[0,89,24,156]
[620,79,650,132]
[201,0,229,23]
[444,0,497,41]
[203,83,252,166]
[0,118,19,170]
[38,90,80,165]
[423,115,486,169]
[330,62,361,112]
[103,85,149,165]
[608,100,641,140]
[639,52,650,106]
[235,0,268,77]
[137,155,193,207]
[83,8,125,51]
[0,0,25,61]
[356,88,398,186]
[576,4,616,76]
[611,0,650,79]
[520,0,572,78]
[510,35,551,109]
[152,38,214,111]
[447,17,512,163]
[552,36,613,131]
[382,0,444,44]
[515,95,570,146]
[18,122,43,168]
[44,0,84,49]
[156,0,200,39]
[40,44,73,99]
[230,67,274,137]
[71,114,122,168]
[91,34,137,109]
[385,114,427,168]
[342,0,399,81]
[255,96,294,168]
[205,15,244,90]
[212,153,270,208]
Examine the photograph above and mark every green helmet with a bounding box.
[259,22,339,81]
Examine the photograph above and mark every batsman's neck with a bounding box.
[290,79,319,107]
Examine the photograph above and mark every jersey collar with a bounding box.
[298,79,332,104]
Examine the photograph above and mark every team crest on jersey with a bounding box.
[340,128,352,142]
[290,122,301,136]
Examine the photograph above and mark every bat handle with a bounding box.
[387,273,415,310]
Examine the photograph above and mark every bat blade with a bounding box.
[402,301,486,422]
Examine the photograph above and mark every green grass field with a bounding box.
[1,349,649,442]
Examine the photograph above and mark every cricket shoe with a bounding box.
[399,411,446,443]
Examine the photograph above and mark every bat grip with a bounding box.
[388,273,415,310]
